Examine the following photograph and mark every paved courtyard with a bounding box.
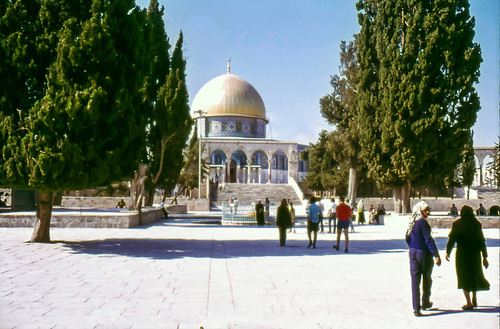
[0,215,498,329]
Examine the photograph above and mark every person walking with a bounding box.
[445,205,490,310]
[406,201,441,317]
[332,196,351,253]
[357,199,366,224]
[327,198,337,233]
[255,199,265,226]
[276,198,292,247]
[348,200,355,233]
[318,198,325,233]
[288,202,297,233]
[306,197,322,248]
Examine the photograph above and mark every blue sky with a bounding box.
[138,0,499,147]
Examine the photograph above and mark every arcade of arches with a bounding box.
[204,139,308,186]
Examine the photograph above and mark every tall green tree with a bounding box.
[145,31,192,201]
[302,130,346,196]
[141,0,170,206]
[320,39,361,203]
[0,0,150,242]
[356,0,482,212]
[170,125,208,204]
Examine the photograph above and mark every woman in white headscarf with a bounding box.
[407,201,442,317]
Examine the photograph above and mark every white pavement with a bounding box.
[0,215,498,329]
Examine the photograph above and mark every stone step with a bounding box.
[212,183,303,205]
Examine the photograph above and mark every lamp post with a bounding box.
[193,110,207,199]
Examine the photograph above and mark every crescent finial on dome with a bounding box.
[227,58,231,74]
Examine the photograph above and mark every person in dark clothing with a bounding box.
[115,199,127,208]
[407,201,441,317]
[255,200,265,226]
[276,198,291,247]
[449,204,459,216]
[476,203,487,215]
[446,205,490,310]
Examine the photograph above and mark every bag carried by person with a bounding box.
[405,219,416,245]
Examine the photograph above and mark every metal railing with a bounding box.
[221,202,277,224]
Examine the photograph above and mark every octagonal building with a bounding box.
[191,61,308,201]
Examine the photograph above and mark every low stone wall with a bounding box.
[61,196,162,208]
[166,205,187,214]
[0,208,163,228]
[62,196,210,211]
[351,198,499,212]
[427,216,499,229]
[383,213,499,229]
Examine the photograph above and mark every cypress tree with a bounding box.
[148,31,193,196]
[0,0,150,242]
[356,0,482,212]
[320,39,361,203]
[142,0,171,206]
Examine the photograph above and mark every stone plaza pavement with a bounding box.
[0,215,498,329]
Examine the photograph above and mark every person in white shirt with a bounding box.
[327,198,337,233]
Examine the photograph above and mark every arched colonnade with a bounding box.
[203,139,303,185]
[208,148,288,184]
[473,147,496,187]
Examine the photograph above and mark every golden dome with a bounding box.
[192,73,267,121]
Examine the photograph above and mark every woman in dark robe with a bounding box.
[446,205,490,310]
[276,198,291,247]
[255,200,265,226]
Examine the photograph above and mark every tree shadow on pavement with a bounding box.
[59,222,499,260]
[58,236,468,260]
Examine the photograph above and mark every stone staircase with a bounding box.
[297,181,314,200]
[212,183,303,206]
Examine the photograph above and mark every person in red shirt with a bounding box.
[333,196,352,253]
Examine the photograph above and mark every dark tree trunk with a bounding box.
[31,191,54,243]
[144,187,155,207]
[347,155,358,205]
[393,181,411,214]
[52,191,63,206]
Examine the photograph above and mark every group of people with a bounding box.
[274,197,491,315]
[368,204,386,224]
[450,202,498,216]
[274,196,354,251]
[254,197,276,227]
[407,201,490,316]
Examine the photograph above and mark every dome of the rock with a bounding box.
[192,73,267,122]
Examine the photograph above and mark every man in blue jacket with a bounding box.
[407,201,442,317]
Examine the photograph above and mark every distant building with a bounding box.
[191,60,308,198]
